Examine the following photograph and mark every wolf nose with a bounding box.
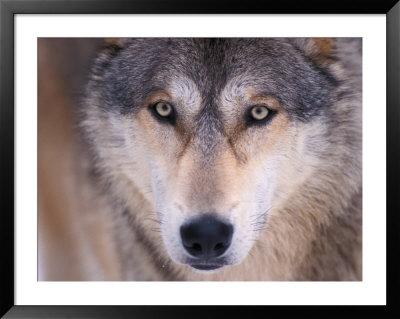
[180,215,233,259]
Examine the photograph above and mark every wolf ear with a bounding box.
[313,38,334,57]
[292,38,336,64]
[104,38,130,49]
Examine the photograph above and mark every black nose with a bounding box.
[180,215,233,259]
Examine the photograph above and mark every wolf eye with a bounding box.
[246,105,276,126]
[154,102,173,117]
[250,105,270,121]
[150,101,176,124]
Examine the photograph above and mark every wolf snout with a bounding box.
[180,215,233,259]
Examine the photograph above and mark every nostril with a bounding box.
[192,243,202,251]
[214,243,224,251]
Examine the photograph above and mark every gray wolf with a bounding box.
[40,38,362,281]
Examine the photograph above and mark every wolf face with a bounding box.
[82,38,361,276]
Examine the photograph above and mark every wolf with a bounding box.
[68,38,362,281]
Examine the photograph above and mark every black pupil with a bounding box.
[255,106,264,115]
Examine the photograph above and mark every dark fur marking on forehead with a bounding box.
[193,110,224,157]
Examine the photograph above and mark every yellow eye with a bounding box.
[250,105,270,121]
[154,102,173,117]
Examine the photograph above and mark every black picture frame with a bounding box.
[1,0,399,318]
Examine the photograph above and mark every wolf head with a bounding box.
[82,38,361,275]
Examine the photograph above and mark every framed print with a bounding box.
[1,0,399,317]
